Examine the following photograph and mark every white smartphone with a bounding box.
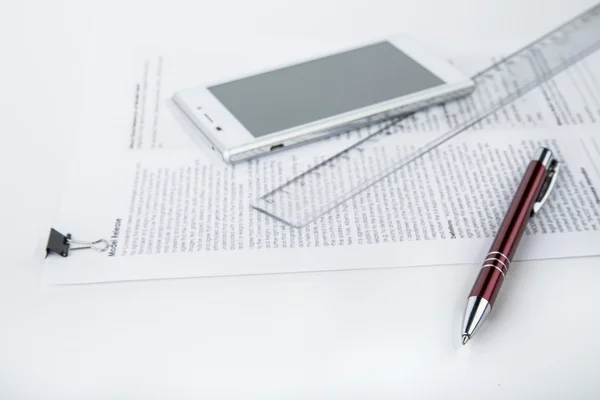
[172,34,475,163]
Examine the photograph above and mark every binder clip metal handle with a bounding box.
[67,237,110,252]
[46,228,109,258]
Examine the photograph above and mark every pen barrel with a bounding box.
[469,160,548,306]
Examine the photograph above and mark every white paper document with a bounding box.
[45,127,600,284]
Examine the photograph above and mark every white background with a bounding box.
[1,0,600,398]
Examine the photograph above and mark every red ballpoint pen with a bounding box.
[461,147,560,344]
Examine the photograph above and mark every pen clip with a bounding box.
[532,159,560,216]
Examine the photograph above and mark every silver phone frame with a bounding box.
[171,34,475,163]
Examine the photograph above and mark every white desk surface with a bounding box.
[1,0,599,398]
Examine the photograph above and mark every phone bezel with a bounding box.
[172,33,473,163]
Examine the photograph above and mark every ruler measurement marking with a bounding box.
[253,5,600,227]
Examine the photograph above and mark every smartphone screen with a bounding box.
[207,41,445,138]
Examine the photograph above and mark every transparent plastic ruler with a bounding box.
[253,4,600,227]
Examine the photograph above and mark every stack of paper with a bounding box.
[44,47,600,284]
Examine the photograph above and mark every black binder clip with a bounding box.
[46,228,109,258]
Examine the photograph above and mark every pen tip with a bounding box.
[462,335,470,345]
